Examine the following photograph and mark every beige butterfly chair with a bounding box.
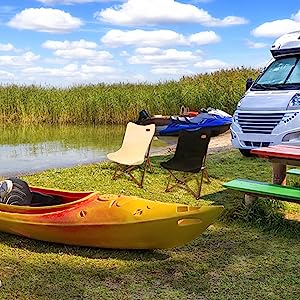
[107,122,155,187]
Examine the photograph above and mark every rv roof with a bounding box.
[271,31,300,58]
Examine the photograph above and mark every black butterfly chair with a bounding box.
[160,129,211,199]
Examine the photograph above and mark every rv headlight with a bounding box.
[282,131,300,142]
[288,93,300,108]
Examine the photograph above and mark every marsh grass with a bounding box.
[0,150,299,299]
[0,68,259,125]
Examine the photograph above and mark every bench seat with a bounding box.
[223,179,300,204]
[287,168,300,176]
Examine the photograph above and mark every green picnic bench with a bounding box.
[223,178,300,204]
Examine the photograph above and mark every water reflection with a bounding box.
[0,125,175,177]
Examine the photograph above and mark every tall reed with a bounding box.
[0,67,259,125]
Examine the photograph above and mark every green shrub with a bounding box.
[0,68,259,125]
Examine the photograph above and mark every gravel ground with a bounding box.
[151,130,233,157]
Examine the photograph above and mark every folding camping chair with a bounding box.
[160,129,211,199]
[107,122,155,188]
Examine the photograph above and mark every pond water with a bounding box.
[0,124,176,177]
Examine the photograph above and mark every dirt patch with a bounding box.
[207,131,233,153]
[151,131,232,157]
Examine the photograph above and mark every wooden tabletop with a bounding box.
[251,145,300,160]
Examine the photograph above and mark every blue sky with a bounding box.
[0,0,300,86]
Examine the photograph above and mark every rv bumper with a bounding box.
[231,123,300,149]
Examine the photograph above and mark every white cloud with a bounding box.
[0,70,15,79]
[245,40,267,49]
[42,39,97,50]
[42,38,113,62]
[120,50,129,57]
[134,48,162,55]
[101,29,220,47]
[0,43,15,51]
[0,52,40,67]
[151,67,193,75]
[7,8,82,33]
[62,63,78,72]
[194,59,228,70]
[129,74,146,82]
[188,31,221,45]
[96,0,247,27]
[37,0,116,4]
[252,10,300,38]
[102,29,186,47]
[23,64,80,78]
[81,64,116,74]
[54,48,113,61]
[294,10,300,22]
[129,48,199,65]
[22,63,117,83]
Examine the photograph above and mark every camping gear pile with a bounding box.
[137,107,232,136]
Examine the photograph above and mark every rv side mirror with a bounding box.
[246,78,253,91]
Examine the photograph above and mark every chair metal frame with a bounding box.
[112,143,154,188]
[161,129,211,199]
[165,164,210,200]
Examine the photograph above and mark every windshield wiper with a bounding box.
[252,82,300,91]
[251,83,275,90]
[272,83,300,90]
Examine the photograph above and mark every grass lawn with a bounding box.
[0,150,299,300]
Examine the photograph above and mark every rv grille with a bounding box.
[237,112,284,134]
[244,141,270,147]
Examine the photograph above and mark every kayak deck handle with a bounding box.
[177,206,188,212]
[177,219,202,226]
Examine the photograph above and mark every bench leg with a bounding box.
[272,162,286,185]
[245,193,256,206]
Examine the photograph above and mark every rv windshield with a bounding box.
[252,57,300,90]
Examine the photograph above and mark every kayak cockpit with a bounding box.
[0,186,99,214]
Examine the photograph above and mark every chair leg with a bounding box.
[164,170,206,200]
[112,164,134,179]
[127,170,143,187]
[144,144,153,173]
[139,161,148,188]
[165,170,186,192]
[196,171,205,200]
[203,168,210,183]
[112,163,148,188]
[165,173,173,192]
[146,158,153,173]
[112,164,121,180]
[164,170,196,197]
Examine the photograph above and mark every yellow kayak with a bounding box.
[0,186,224,249]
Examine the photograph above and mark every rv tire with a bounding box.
[239,149,253,157]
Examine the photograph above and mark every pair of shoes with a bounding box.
[0,180,13,202]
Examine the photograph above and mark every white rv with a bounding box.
[231,31,300,156]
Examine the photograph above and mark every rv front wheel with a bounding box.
[239,149,252,157]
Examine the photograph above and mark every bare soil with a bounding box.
[151,131,232,157]
[207,131,233,153]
